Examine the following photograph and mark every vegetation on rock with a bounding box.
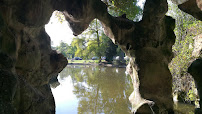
[167,0,202,104]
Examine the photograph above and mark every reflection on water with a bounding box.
[51,65,196,114]
[51,65,133,114]
[174,102,195,114]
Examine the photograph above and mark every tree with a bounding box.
[54,41,76,59]
[87,19,103,61]
[52,1,143,60]
[105,38,118,63]
[54,11,65,23]
[71,37,86,58]
[103,0,142,21]
[71,19,110,60]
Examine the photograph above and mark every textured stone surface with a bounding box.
[178,0,202,20]
[0,0,67,113]
[14,77,56,114]
[188,59,202,113]
[0,69,17,114]
[171,0,189,5]
[0,0,201,113]
[192,34,202,57]
[171,0,202,20]
[188,34,202,112]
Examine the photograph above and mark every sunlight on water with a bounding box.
[51,76,78,114]
[51,65,133,114]
[51,65,196,114]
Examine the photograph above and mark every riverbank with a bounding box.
[68,60,126,68]
[68,60,103,64]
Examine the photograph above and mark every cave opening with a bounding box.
[1,0,202,114]
[45,11,134,114]
[45,0,201,113]
[45,11,74,47]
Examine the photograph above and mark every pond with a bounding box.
[50,65,195,114]
[50,65,133,114]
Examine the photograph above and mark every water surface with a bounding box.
[51,65,195,114]
[51,65,133,114]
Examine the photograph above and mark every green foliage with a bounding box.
[187,89,198,102]
[170,18,202,76]
[71,37,86,58]
[71,19,107,59]
[168,0,202,103]
[52,1,143,60]
[104,0,142,20]
[54,41,76,59]
[54,11,65,23]
[52,18,120,61]
[70,19,120,61]
[105,38,118,63]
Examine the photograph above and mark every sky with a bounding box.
[45,13,74,46]
[45,0,145,47]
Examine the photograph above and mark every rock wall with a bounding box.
[0,0,67,113]
[0,0,201,113]
[178,0,202,20]
[172,0,202,20]
[188,34,202,113]
[179,0,202,112]
[172,0,202,112]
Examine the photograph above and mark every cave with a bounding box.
[0,0,201,114]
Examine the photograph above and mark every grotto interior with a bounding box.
[0,0,201,113]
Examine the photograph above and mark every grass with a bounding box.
[68,60,106,64]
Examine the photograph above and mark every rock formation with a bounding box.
[56,0,175,113]
[0,0,67,113]
[189,59,202,113]
[172,0,202,112]
[171,0,202,20]
[188,34,202,113]
[0,0,201,113]
[178,0,202,20]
